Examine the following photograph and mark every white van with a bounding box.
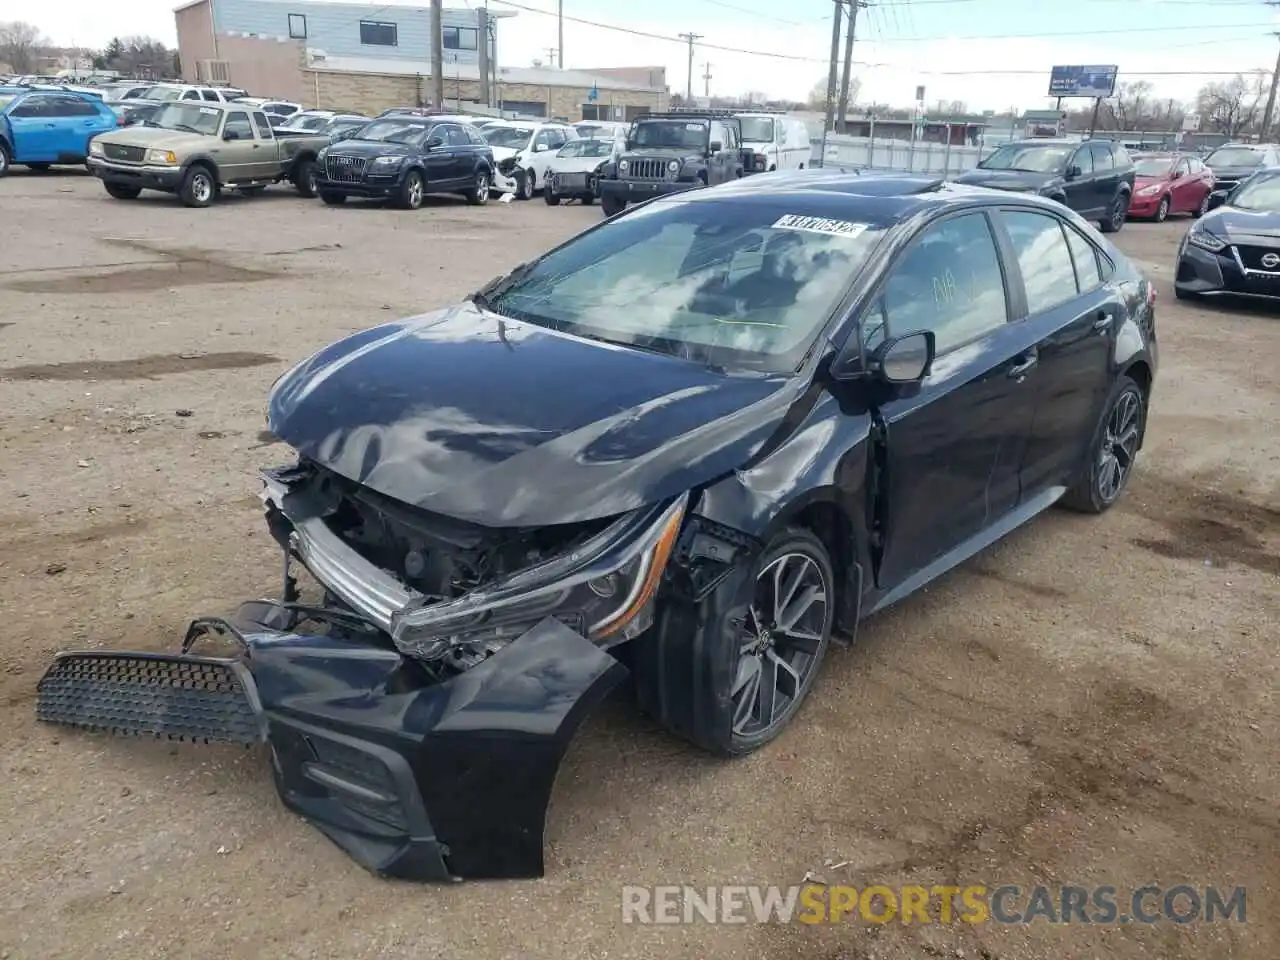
[735,112,811,171]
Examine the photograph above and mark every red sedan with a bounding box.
[1126,153,1215,221]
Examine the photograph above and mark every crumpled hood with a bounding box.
[952,168,1057,193]
[488,145,523,163]
[1200,206,1280,241]
[267,303,796,527]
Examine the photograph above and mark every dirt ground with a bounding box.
[0,170,1276,960]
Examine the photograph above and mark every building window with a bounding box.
[581,104,605,121]
[359,20,398,46]
[443,26,478,51]
[288,13,307,39]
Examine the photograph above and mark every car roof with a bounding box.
[668,170,1071,225]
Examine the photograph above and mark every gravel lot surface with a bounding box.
[0,169,1276,960]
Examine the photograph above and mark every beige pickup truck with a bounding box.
[86,100,327,207]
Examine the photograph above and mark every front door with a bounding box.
[422,123,456,187]
[994,208,1117,498]
[865,210,1039,590]
[1065,144,1095,215]
[216,109,258,182]
[1089,141,1120,217]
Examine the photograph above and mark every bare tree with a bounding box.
[1105,80,1152,131]
[1197,72,1269,138]
[809,75,858,111]
[0,20,47,74]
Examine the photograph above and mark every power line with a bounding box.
[871,21,1277,42]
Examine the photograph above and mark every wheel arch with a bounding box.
[1120,357,1154,448]
[182,155,220,182]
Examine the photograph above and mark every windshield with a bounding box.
[980,143,1073,173]
[1134,157,1174,176]
[351,119,426,144]
[283,114,330,131]
[558,139,615,158]
[631,120,708,150]
[142,86,183,101]
[151,102,222,135]
[1206,147,1263,168]
[1228,172,1280,210]
[738,117,775,143]
[483,125,534,148]
[483,200,882,372]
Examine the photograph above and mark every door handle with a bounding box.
[1007,351,1038,380]
[1092,310,1113,332]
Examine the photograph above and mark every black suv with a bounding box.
[598,110,760,216]
[315,115,494,209]
[955,138,1136,233]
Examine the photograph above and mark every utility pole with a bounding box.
[430,0,444,109]
[679,32,702,102]
[822,0,845,155]
[1260,31,1280,142]
[544,47,559,67]
[837,0,866,134]
[703,62,712,98]
[558,0,564,70]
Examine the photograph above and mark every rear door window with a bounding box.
[252,112,274,138]
[1001,210,1082,313]
[1090,142,1114,172]
[1063,222,1103,291]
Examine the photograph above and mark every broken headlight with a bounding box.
[390,494,687,660]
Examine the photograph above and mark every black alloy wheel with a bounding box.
[1155,195,1170,223]
[729,531,834,753]
[1100,192,1127,233]
[1060,375,1145,513]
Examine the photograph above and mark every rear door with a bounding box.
[5,94,59,160]
[1090,141,1120,215]
[250,110,279,178]
[1065,144,1094,214]
[1169,157,1195,212]
[443,123,474,182]
[995,208,1118,497]
[865,209,1040,590]
[48,94,111,159]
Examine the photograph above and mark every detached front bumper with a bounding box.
[87,157,183,191]
[36,605,627,880]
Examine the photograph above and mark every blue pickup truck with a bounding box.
[0,88,118,176]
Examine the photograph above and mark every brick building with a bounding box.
[174,0,668,119]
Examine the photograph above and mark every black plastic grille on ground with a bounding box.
[36,654,264,744]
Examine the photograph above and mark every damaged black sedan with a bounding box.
[37,171,1158,882]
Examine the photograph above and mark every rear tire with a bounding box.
[320,191,346,205]
[1059,375,1145,514]
[601,194,626,217]
[633,528,835,756]
[1099,191,1128,233]
[178,165,216,207]
[579,193,595,205]
[466,169,490,205]
[292,158,318,198]
[0,142,10,177]
[104,183,142,200]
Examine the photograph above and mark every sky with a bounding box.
[8,0,1280,110]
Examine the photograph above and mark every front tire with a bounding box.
[1059,375,1145,514]
[104,182,142,200]
[635,528,835,756]
[1196,192,1211,218]
[544,185,560,205]
[0,142,10,177]
[601,193,626,217]
[1099,191,1128,233]
[395,170,425,209]
[178,165,216,207]
[518,167,535,200]
[1154,195,1170,223]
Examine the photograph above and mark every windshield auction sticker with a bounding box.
[772,214,868,239]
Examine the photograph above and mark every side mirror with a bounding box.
[424,135,444,149]
[533,142,548,152]
[709,140,723,153]
[870,331,936,384]
[223,129,240,141]
[1207,190,1228,210]
[1065,164,1081,180]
